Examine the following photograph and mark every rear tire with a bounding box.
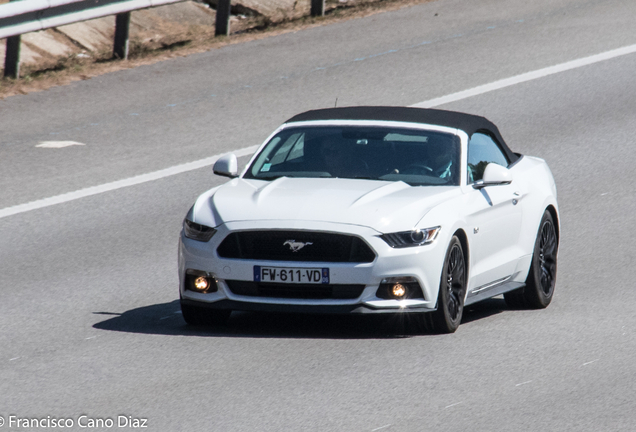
[504,210,558,309]
[181,302,232,326]
[430,236,467,333]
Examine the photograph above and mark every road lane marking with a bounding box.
[371,425,392,431]
[9,357,20,361]
[445,402,462,409]
[515,380,532,387]
[412,43,636,108]
[0,146,258,220]
[36,141,85,148]
[581,359,599,367]
[3,43,636,219]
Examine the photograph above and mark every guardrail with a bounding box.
[1,0,327,79]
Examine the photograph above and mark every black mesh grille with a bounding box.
[226,280,365,299]
[217,231,375,263]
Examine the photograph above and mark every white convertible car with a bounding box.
[178,107,559,333]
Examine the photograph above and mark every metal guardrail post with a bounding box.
[113,11,131,59]
[3,0,21,78]
[215,0,231,36]
[311,0,324,17]
[4,34,21,78]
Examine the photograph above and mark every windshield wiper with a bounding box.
[256,174,286,180]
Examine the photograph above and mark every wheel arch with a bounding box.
[545,204,560,245]
[452,228,470,282]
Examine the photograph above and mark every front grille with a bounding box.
[226,280,365,299]
[217,231,376,263]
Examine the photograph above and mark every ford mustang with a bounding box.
[178,107,559,333]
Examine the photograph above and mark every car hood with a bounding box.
[205,177,460,233]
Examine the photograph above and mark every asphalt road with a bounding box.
[1,0,636,430]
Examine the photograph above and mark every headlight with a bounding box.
[380,226,440,248]
[183,219,217,242]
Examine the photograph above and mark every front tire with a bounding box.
[181,302,232,326]
[431,236,467,333]
[504,210,558,309]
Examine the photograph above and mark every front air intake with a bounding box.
[217,231,376,263]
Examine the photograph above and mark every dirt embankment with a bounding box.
[0,0,434,98]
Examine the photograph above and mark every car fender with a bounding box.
[415,193,470,302]
[513,157,559,255]
[190,185,225,228]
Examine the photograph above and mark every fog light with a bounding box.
[392,283,407,298]
[376,277,424,300]
[185,270,218,293]
[194,276,209,291]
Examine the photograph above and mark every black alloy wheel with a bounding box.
[504,210,558,309]
[538,220,558,294]
[430,236,467,333]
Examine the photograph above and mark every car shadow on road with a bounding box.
[462,297,508,325]
[93,297,509,339]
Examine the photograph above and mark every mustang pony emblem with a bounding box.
[283,240,313,252]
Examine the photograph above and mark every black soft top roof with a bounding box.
[286,106,518,163]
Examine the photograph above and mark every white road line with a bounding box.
[3,43,636,220]
[515,380,532,387]
[0,146,258,220]
[371,424,392,431]
[445,402,463,409]
[411,43,636,108]
[9,357,20,361]
[36,141,85,148]
[581,359,599,367]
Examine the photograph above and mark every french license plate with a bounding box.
[254,266,329,284]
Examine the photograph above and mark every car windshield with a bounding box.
[244,126,460,186]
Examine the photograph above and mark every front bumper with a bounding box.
[179,220,447,314]
[180,299,435,315]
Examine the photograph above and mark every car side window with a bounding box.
[467,132,509,183]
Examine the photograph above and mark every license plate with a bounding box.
[254,266,329,284]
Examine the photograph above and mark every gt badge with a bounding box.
[284,240,313,252]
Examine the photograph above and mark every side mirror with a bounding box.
[213,153,238,178]
[473,163,512,189]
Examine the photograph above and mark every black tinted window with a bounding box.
[467,132,509,182]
